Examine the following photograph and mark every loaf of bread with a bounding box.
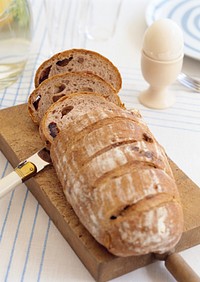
[39,92,124,147]
[49,106,183,257]
[28,72,124,124]
[32,48,183,257]
[34,49,122,91]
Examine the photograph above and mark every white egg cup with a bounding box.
[139,51,183,109]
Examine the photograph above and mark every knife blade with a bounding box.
[0,147,51,199]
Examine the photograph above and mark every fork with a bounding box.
[177,73,200,92]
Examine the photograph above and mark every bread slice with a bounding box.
[39,92,122,147]
[28,72,124,124]
[34,49,122,91]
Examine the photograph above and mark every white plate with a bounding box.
[145,0,200,61]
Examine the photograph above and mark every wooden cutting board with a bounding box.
[1,104,200,282]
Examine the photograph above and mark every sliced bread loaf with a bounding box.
[50,106,183,256]
[34,49,122,91]
[28,72,124,124]
[39,92,122,146]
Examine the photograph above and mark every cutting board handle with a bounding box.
[165,253,200,282]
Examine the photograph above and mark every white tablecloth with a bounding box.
[0,0,200,281]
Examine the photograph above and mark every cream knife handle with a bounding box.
[0,171,22,198]
[0,161,37,199]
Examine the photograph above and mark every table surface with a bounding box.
[0,0,200,281]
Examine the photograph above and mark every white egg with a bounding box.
[142,19,184,61]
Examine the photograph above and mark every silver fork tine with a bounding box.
[180,76,198,89]
[181,73,200,87]
[177,73,200,92]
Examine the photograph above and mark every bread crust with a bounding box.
[50,107,183,257]
[34,49,122,91]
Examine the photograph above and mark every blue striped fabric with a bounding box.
[0,1,200,281]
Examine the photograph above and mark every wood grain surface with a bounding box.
[1,104,200,282]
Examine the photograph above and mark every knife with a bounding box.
[0,147,51,199]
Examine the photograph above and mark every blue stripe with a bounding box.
[4,190,29,282]
[123,91,200,109]
[141,108,200,120]
[1,161,9,178]
[11,74,23,107]
[194,13,200,30]
[25,0,47,100]
[147,120,200,133]
[124,96,200,114]
[154,0,168,10]
[167,0,191,18]
[20,204,39,282]
[26,39,48,102]
[181,6,200,41]
[0,163,15,242]
[142,113,200,129]
[0,190,15,242]
[0,87,8,108]
[37,219,51,282]
[184,41,200,54]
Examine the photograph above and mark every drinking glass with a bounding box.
[84,0,123,41]
[0,0,32,89]
[45,0,123,54]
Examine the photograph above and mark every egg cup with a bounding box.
[139,51,183,109]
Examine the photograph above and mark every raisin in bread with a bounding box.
[50,107,183,257]
[39,92,123,147]
[34,49,122,91]
[28,72,124,124]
